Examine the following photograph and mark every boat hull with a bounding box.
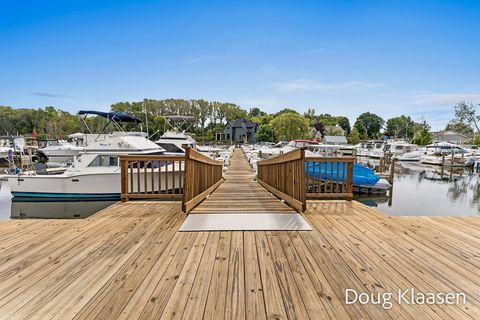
[7,170,183,200]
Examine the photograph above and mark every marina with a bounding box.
[0,148,479,319]
[3,1,480,319]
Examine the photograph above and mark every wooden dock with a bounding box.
[1,149,480,319]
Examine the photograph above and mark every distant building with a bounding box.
[322,135,348,145]
[224,118,258,144]
[431,131,471,144]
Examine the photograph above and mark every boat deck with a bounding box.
[1,150,480,319]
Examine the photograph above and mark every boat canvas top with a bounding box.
[78,110,142,123]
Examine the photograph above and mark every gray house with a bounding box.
[224,118,258,144]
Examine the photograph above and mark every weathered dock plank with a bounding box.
[0,150,479,319]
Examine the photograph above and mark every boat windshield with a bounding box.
[88,155,119,167]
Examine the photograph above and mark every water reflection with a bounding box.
[356,157,480,216]
[2,199,115,219]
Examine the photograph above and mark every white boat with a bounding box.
[384,141,422,161]
[154,115,197,155]
[256,140,319,159]
[421,142,473,167]
[308,144,356,157]
[0,136,28,158]
[356,140,384,158]
[394,150,424,162]
[4,152,184,200]
[2,111,184,199]
[155,131,196,154]
[36,139,85,163]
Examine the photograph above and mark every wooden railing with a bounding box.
[182,148,224,213]
[305,157,354,200]
[257,149,306,212]
[120,155,185,201]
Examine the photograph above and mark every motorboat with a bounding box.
[4,152,185,200]
[421,142,473,167]
[154,115,197,154]
[255,140,319,159]
[356,140,384,158]
[384,141,422,161]
[155,131,196,154]
[308,144,356,157]
[2,111,181,200]
[305,161,391,194]
[394,150,424,162]
[0,136,28,158]
[36,139,85,163]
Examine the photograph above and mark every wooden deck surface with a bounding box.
[192,148,295,214]
[1,150,480,319]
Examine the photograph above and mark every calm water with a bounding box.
[355,158,480,216]
[0,180,115,219]
[1,160,480,218]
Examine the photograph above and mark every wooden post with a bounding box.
[120,159,128,202]
[182,147,191,213]
[346,162,354,200]
[389,159,395,184]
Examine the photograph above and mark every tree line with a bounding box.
[0,100,478,145]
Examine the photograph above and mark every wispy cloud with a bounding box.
[31,91,75,99]
[410,93,480,107]
[271,79,385,93]
[184,54,226,64]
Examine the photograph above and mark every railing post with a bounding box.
[120,159,128,202]
[182,147,191,213]
[346,161,354,200]
[299,149,306,211]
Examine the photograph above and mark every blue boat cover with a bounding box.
[78,110,142,123]
[305,162,380,186]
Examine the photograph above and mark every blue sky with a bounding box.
[1,0,479,129]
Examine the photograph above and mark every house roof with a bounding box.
[322,135,348,143]
[432,130,470,138]
[226,118,258,129]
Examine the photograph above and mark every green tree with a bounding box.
[445,121,474,135]
[349,127,361,144]
[248,107,266,118]
[356,112,384,138]
[336,116,351,134]
[411,121,432,145]
[274,108,299,116]
[353,119,368,140]
[452,101,479,133]
[270,113,309,140]
[411,129,432,145]
[384,115,417,139]
[256,124,275,142]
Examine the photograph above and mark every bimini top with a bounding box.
[78,110,142,123]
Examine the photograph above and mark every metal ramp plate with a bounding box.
[179,213,312,231]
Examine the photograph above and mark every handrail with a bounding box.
[182,148,224,213]
[304,156,354,200]
[120,155,185,201]
[257,149,306,212]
